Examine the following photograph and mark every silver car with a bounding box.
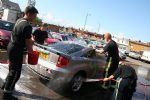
[28,42,106,92]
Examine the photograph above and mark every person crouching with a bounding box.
[103,61,137,100]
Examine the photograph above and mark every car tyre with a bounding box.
[70,74,84,92]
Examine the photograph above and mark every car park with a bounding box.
[50,32,70,41]
[66,33,77,41]
[128,51,142,60]
[47,33,60,44]
[86,40,104,49]
[28,42,106,92]
[0,20,14,47]
[118,45,130,55]
[74,38,88,46]
[119,51,126,60]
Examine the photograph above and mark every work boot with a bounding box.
[3,92,12,99]
[1,83,5,90]
[3,92,18,100]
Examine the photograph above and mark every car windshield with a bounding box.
[0,20,14,31]
[49,42,84,54]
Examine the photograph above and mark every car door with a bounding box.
[82,50,106,78]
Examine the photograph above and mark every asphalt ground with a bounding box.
[0,49,150,100]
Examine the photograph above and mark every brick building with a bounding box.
[48,24,63,33]
[47,24,103,40]
[129,41,150,52]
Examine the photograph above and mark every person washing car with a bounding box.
[103,61,137,100]
[93,33,119,89]
[1,6,38,99]
[32,23,48,45]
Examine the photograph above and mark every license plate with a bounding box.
[39,52,49,60]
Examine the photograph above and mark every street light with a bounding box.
[83,13,91,31]
[27,0,36,6]
[97,23,101,34]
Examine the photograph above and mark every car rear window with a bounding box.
[49,42,84,54]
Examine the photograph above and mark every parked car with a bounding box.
[99,40,107,46]
[141,50,150,62]
[66,33,77,40]
[28,42,106,92]
[93,40,106,48]
[128,51,141,60]
[66,33,77,41]
[47,33,60,44]
[50,32,70,41]
[119,51,126,60]
[0,20,14,47]
[118,45,130,55]
[74,38,88,46]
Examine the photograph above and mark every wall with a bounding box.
[129,41,150,52]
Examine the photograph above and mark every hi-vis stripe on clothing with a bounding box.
[115,78,122,100]
[102,57,112,87]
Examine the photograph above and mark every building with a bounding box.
[0,0,21,19]
[147,42,150,45]
[113,36,129,46]
[48,24,63,33]
[0,0,21,11]
[129,41,150,52]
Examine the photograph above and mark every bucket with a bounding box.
[28,51,40,65]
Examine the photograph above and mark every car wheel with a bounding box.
[70,74,84,92]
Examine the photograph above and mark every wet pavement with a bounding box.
[0,50,150,100]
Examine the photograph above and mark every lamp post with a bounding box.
[27,0,36,6]
[97,23,101,34]
[83,13,91,31]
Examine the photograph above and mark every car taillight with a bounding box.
[57,56,69,68]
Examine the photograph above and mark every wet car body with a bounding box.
[0,20,14,47]
[28,42,106,92]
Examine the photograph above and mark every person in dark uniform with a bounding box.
[103,61,137,100]
[96,33,119,88]
[1,6,38,98]
[32,23,48,45]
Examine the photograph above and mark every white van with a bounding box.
[141,50,150,62]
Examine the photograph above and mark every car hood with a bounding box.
[0,29,12,36]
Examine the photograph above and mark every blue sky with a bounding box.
[11,0,150,42]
